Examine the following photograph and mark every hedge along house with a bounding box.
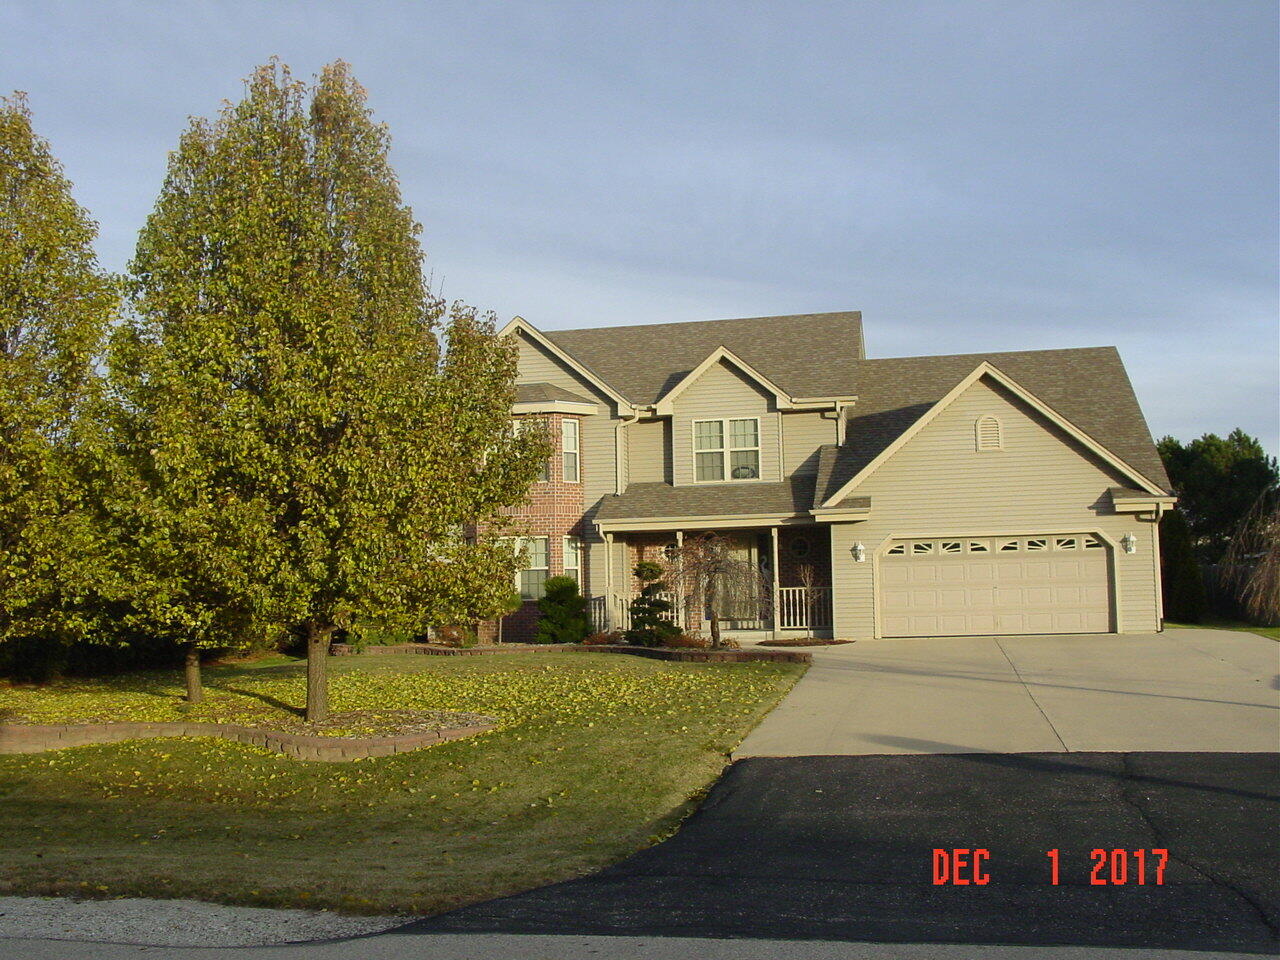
[497,311,1174,642]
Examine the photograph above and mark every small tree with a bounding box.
[665,534,770,649]
[0,93,119,666]
[626,561,680,647]
[534,576,588,644]
[1159,509,1207,624]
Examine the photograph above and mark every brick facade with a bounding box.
[496,412,588,642]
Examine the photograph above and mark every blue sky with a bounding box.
[3,1,1276,454]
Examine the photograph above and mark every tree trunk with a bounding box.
[183,642,203,704]
[305,623,334,723]
[707,578,721,649]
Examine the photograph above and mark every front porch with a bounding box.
[589,525,834,639]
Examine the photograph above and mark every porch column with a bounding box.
[604,532,614,631]
[770,526,781,639]
[675,530,684,629]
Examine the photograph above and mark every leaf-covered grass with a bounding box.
[1165,620,1280,642]
[0,653,803,914]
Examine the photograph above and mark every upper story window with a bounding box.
[562,419,580,482]
[512,418,551,482]
[694,417,760,482]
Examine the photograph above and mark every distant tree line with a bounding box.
[0,62,551,719]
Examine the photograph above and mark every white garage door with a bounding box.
[879,534,1112,637]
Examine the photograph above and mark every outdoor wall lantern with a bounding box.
[1121,533,1137,554]
[852,542,867,562]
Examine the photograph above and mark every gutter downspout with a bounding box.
[614,408,640,496]
[1151,502,1166,630]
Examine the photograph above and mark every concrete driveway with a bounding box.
[736,628,1280,757]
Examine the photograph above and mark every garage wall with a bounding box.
[827,376,1161,637]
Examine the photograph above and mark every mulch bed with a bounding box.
[758,638,854,647]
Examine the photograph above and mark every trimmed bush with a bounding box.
[534,576,589,644]
[625,561,681,648]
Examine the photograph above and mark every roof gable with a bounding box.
[821,360,1169,507]
[501,317,635,411]
[541,311,864,405]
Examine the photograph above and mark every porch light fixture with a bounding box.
[1121,533,1137,554]
[852,542,866,562]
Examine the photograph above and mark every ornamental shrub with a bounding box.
[625,561,681,647]
[534,576,589,644]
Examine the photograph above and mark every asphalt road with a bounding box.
[410,752,1280,954]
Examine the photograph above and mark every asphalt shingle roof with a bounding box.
[596,477,819,522]
[826,347,1172,501]
[543,312,864,405]
[514,382,595,405]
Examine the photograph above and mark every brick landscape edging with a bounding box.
[0,719,494,762]
[329,642,810,664]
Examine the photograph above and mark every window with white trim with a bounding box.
[563,536,581,583]
[562,418,580,483]
[975,415,1003,451]
[514,536,549,600]
[512,418,550,482]
[693,417,760,482]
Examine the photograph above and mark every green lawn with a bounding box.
[0,653,803,914]
[1165,619,1280,642]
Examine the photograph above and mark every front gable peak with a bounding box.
[820,362,1168,508]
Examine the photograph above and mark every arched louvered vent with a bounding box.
[975,415,1003,451]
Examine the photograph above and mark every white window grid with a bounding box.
[563,536,581,583]
[692,417,761,483]
[562,418,580,483]
[513,536,549,600]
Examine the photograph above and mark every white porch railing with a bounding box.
[589,593,681,632]
[776,586,833,630]
[592,587,830,632]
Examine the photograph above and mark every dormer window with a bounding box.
[694,417,760,482]
[975,415,1003,451]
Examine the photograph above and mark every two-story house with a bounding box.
[499,311,1174,643]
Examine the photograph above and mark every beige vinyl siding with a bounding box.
[671,360,779,486]
[828,376,1161,637]
[515,331,622,598]
[782,410,836,476]
[628,418,670,484]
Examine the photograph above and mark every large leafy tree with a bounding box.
[0,93,118,654]
[114,61,547,719]
[1157,431,1279,562]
